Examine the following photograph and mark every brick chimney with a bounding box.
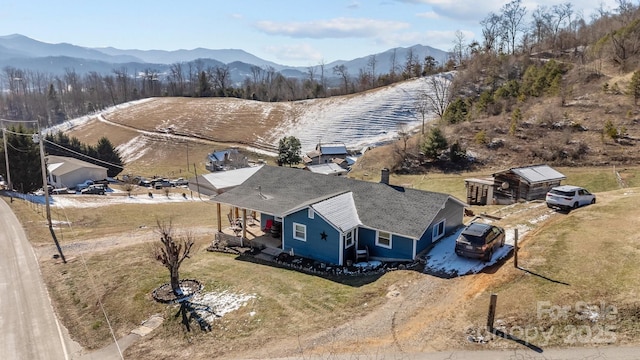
[380,168,390,185]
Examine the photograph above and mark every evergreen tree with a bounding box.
[277,136,302,167]
[197,71,212,97]
[421,127,448,160]
[95,137,123,177]
[3,125,41,193]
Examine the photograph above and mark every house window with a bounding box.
[432,219,446,240]
[308,208,314,219]
[344,229,354,249]
[376,231,392,249]
[293,223,306,241]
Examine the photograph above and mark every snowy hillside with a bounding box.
[274,73,453,153]
[48,73,454,157]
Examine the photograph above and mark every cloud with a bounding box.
[416,11,440,19]
[254,18,410,39]
[394,0,501,22]
[263,43,324,64]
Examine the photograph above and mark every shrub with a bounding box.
[474,130,488,145]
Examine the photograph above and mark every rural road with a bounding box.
[0,198,80,360]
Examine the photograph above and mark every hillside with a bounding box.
[61,75,449,171]
[61,58,639,179]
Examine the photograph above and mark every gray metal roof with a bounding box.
[319,143,348,155]
[212,165,461,239]
[496,165,566,184]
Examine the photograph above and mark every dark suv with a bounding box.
[455,222,505,262]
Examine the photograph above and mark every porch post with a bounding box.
[242,208,247,239]
[216,203,222,232]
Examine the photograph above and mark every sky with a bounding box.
[0,0,620,67]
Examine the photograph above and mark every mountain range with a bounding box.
[0,34,449,84]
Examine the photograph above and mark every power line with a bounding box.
[3,127,124,170]
[44,139,124,170]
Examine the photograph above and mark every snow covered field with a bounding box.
[274,73,454,152]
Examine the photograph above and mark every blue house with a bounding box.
[211,166,466,266]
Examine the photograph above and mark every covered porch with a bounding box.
[213,203,283,256]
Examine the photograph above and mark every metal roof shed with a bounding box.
[493,164,566,203]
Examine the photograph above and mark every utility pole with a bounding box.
[36,123,66,263]
[1,120,12,190]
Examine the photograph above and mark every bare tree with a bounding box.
[367,55,377,88]
[414,93,429,135]
[318,60,326,97]
[481,12,504,53]
[213,65,231,96]
[153,220,195,296]
[422,74,453,120]
[501,0,527,54]
[452,30,466,66]
[333,64,350,93]
[389,49,399,82]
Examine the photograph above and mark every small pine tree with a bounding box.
[421,127,448,160]
[509,108,522,135]
[603,119,619,140]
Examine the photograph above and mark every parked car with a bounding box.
[81,184,106,195]
[51,187,71,195]
[455,222,505,262]
[76,179,94,191]
[171,178,189,187]
[546,185,596,211]
[33,185,54,196]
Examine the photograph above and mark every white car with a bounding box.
[546,185,596,211]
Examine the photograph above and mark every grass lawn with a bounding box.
[460,186,640,348]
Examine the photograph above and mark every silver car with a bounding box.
[546,185,595,211]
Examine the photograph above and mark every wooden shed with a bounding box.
[492,165,566,204]
[465,164,566,205]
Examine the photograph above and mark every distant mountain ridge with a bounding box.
[0,34,449,84]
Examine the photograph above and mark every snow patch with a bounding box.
[116,135,150,164]
[188,290,256,323]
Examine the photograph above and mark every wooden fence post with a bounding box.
[487,293,498,332]
[514,228,519,268]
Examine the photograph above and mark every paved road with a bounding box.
[0,198,76,359]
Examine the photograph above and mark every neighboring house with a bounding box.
[189,165,263,196]
[46,155,108,189]
[303,142,349,166]
[212,166,466,266]
[304,163,348,176]
[205,148,246,171]
[465,164,566,205]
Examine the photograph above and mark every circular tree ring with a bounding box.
[152,279,203,304]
